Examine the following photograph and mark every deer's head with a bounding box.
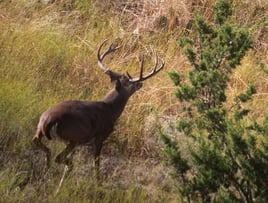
[97,39,165,97]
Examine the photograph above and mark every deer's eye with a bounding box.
[123,81,130,87]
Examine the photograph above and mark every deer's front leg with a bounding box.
[93,141,103,182]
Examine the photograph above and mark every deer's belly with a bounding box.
[50,120,113,144]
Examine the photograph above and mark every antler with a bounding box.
[98,39,164,81]
[127,53,165,82]
[97,39,120,75]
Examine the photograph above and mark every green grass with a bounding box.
[0,0,268,202]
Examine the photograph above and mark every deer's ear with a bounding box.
[109,74,118,83]
[109,71,121,82]
[114,78,121,90]
[107,71,122,90]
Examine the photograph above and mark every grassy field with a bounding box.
[0,0,268,202]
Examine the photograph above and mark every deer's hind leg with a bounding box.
[32,129,51,169]
[55,141,76,170]
[54,141,76,195]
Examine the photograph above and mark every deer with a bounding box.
[32,39,165,181]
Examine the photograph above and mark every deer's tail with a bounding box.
[35,121,56,141]
[32,128,51,168]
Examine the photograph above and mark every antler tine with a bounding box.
[129,52,165,82]
[153,52,159,72]
[126,71,133,79]
[141,56,164,81]
[97,39,107,60]
[139,55,145,80]
[97,39,120,74]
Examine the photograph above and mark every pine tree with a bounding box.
[162,0,268,202]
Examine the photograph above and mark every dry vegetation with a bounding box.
[0,0,268,202]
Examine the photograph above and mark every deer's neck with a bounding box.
[103,89,130,120]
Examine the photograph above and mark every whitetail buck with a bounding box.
[32,39,164,179]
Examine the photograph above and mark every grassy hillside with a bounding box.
[0,0,268,202]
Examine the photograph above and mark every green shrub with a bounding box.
[162,0,268,202]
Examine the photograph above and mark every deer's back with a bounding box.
[38,100,115,144]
